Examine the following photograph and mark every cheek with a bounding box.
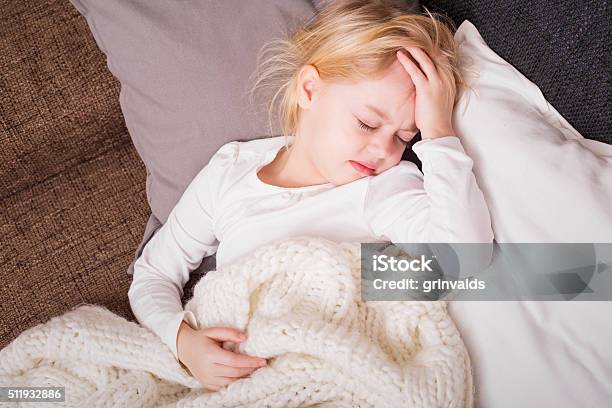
[319,138,355,178]
[389,146,406,166]
[317,119,356,155]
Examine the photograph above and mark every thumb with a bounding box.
[202,327,247,343]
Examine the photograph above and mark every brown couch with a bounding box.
[0,0,193,349]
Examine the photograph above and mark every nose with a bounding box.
[366,134,395,159]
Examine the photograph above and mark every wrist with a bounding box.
[177,320,194,360]
[421,126,456,140]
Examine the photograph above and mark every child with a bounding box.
[128,0,493,392]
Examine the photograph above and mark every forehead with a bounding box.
[325,59,416,105]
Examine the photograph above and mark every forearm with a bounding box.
[415,135,494,276]
[128,266,198,360]
[413,136,493,243]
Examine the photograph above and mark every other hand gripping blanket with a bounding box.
[0,236,473,407]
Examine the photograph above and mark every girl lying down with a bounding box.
[128,0,494,392]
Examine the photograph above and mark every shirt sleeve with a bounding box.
[363,136,495,277]
[128,142,236,361]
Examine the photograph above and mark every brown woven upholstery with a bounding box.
[0,0,150,349]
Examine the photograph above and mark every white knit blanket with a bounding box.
[0,236,473,407]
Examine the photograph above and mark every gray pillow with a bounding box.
[69,0,419,276]
[69,0,318,225]
[68,0,319,275]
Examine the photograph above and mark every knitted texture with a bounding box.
[0,236,473,407]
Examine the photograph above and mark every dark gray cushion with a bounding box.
[419,0,611,145]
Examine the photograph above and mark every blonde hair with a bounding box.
[246,0,471,144]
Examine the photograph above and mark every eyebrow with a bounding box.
[364,104,418,132]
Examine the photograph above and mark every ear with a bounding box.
[297,65,321,109]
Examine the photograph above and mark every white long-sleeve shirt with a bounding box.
[128,134,494,360]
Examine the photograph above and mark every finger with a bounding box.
[212,363,258,378]
[203,327,247,343]
[206,382,224,391]
[221,340,237,351]
[214,347,267,368]
[210,376,243,390]
[396,50,427,87]
[205,384,221,391]
[404,46,438,81]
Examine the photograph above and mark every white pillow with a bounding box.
[447,20,612,407]
[452,21,612,243]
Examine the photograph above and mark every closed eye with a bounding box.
[357,119,374,132]
[357,118,411,144]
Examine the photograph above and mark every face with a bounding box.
[295,59,418,186]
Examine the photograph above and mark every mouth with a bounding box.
[349,160,376,176]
